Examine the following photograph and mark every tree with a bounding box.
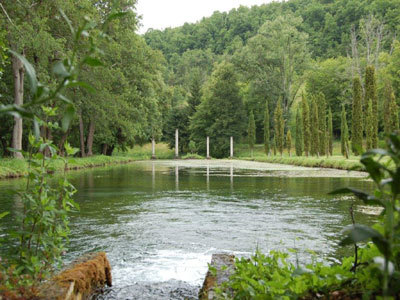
[384,82,399,135]
[341,105,350,159]
[302,94,310,156]
[365,65,378,148]
[366,98,373,150]
[286,130,292,156]
[351,77,363,155]
[318,93,327,156]
[295,108,303,156]
[248,110,256,157]
[274,98,284,156]
[264,101,270,155]
[190,62,245,158]
[311,96,319,156]
[272,136,277,156]
[327,108,333,156]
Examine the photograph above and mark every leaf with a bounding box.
[0,211,9,219]
[59,9,75,35]
[82,57,103,67]
[53,61,70,78]
[66,81,96,93]
[360,157,384,184]
[56,93,73,105]
[33,118,40,139]
[62,105,75,132]
[104,12,128,24]
[329,187,383,206]
[9,50,38,95]
[340,224,390,256]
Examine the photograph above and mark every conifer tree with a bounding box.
[311,96,319,156]
[295,108,303,156]
[384,82,399,135]
[274,99,284,156]
[272,136,277,156]
[327,107,333,156]
[365,66,378,148]
[302,94,310,156]
[248,110,256,157]
[366,98,373,150]
[351,77,363,155]
[264,101,270,155]
[286,130,292,156]
[389,92,399,134]
[318,93,326,156]
[341,105,350,159]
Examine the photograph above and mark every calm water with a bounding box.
[0,160,375,299]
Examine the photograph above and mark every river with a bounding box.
[0,160,375,299]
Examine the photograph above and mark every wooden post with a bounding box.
[151,138,156,159]
[175,129,179,159]
[230,136,233,158]
[207,136,210,159]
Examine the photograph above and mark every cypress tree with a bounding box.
[302,94,310,156]
[272,136,277,156]
[327,107,333,156]
[341,105,350,159]
[248,110,256,157]
[383,81,392,135]
[264,101,270,155]
[366,98,373,150]
[389,91,399,134]
[365,66,378,148]
[295,108,303,156]
[274,99,284,156]
[310,96,319,156]
[286,130,292,156]
[351,77,363,155]
[318,93,326,156]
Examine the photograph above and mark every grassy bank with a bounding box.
[0,143,175,180]
[234,142,364,171]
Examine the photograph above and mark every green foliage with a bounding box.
[341,105,350,159]
[302,94,310,156]
[248,110,256,155]
[366,98,374,150]
[264,101,270,155]
[274,99,284,156]
[189,62,245,158]
[327,108,333,156]
[286,130,292,156]
[188,140,196,154]
[317,93,327,156]
[365,66,378,149]
[331,134,400,297]
[351,77,363,155]
[310,96,319,156]
[384,82,399,136]
[295,108,303,157]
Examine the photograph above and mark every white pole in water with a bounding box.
[230,136,233,158]
[175,165,179,190]
[151,137,156,159]
[175,129,179,159]
[207,136,210,159]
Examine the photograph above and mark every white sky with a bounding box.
[136,0,274,34]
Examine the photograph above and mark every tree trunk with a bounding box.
[78,113,86,157]
[86,119,95,156]
[11,54,24,159]
[102,144,108,155]
[57,129,70,156]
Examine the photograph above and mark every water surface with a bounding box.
[0,160,375,299]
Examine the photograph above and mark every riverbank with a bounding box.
[0,143,175,180]
[235,143,364,171]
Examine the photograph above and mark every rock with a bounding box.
[199,254,235,300]
[38,252,112,300]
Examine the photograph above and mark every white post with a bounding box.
[152,162,155,191]
[230,136,233,158]
[206,164,210,191]
[151,137,156,159]
[206,136,210,159]
[175,129,179,159]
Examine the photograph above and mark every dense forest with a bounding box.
[1,0,400,159]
